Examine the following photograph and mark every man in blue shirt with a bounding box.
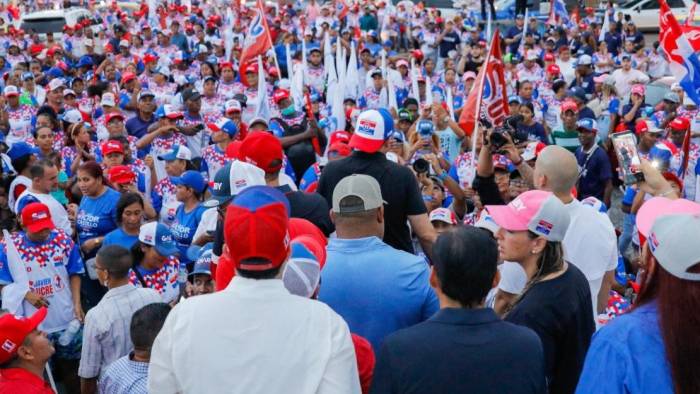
[505,14,525,54]
[575,118,612,207]
[370,227,545,394]
[319,174,439,352]
[125,91,156,141]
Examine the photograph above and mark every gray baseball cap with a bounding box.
[332,174,386,214]
[648,213,700,281]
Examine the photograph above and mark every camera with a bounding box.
[488,115,528,150]
[413,158,430,174]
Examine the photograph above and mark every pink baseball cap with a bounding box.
[647,213,700,281]
[630,84,646,96]
[485,190,570,241]
[636,197,700,238]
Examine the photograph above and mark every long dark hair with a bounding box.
[636,257,700,394]
[505,232,565,315]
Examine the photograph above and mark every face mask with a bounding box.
[281,104,295,116]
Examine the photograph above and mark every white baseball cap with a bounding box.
[61,109,84,124]
[101,93,116,107]
[648,213,700,281]
[225,99,241,113]
[119,39,130,47]
[204,160,266,208]
[3,85,19,97]
[47,78,65,91]
[429,207,457,225]
[84,38,94,47]
[486,190,570,242]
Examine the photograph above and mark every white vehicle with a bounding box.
[20,7,97,39]
[618,0,694,32]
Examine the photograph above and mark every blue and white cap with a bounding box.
[207,118,238,137]
[155,104,183,120]
[576,118,597,133]
[186,243,214,276]
[157,144,192,161]
[138,222,179,256]
[282,241,321,298]
[349,109,394,153]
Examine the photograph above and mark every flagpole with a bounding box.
[469,34,494,176]
[257,0,281,82]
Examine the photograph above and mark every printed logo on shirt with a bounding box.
[169,224,190,241]
[76,211,100,230]
[32,277,54,297]
[535,220,553,235]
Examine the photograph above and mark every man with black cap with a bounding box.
[567,86,596,120]
[177,87,208,159]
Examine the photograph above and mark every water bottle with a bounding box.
[58,319,81,346]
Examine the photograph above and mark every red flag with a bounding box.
[336,0,350,20]
[239,0,272,85]
[682,25,700,52]
[458,30,509,136]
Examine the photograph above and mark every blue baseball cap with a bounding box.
[21,72,34,81]
[7,142,39,161]
[508,95,521,104]
[207,118,237,137]
[157,144,192,161]
[186,243,214,276]
[138,221,179,256]
[576,118,597,133]
[76,55,94,68]
[172,170,206,194]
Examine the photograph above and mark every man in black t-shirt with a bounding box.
[437,20,461,71]
[317,109,436,255]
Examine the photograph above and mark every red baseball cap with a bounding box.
[101,140,124,156]
[220,61,233,70]
[0,307,48,364]
[121,72,136,84]
[669,117,690,131]
[224,186,291,271]
[546,64,560,75]
[272,89,290,104]
[108,165,136,184]
[544,53,555,62]
[105,112,125,124]
[328,142,351,158]
[225,140,242,159]
[143,53,158,63]
[560,99,578,113]
[329,130,351,146]
[243,62,258,74]
[21,202,55,233]
[239,132,283,174]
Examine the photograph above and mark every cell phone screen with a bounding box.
[611,131,644,185]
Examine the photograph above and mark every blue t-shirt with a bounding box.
[518,122,548,144]
[125,114,156,140]
[575,145,612,201]
[102,227,139,250]
[170,203,207,263]
[576,303,672,394]
[76,187,121,247]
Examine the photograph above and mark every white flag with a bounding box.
[410,58,420,102]
[344,42,360,100]
[599,8,610,42]
[0,230,31,316]
[254,56,270,119]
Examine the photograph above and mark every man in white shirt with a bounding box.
[15,159,72,236]
[148,186,360,394]
[611,54,650,98]
[533,146,617,317]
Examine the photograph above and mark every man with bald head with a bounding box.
[533,146,617,320]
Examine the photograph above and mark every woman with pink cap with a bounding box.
[486,190,594,394]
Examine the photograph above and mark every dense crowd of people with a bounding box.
[0,0,699,393]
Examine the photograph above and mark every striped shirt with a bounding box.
[98,353,149,394]
[78,284,161,379]
[551,128,581,153]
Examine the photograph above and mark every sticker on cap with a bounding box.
[2,339,16,353]
[356,119,377,136]
[535,219,553,235]
[144,234,153,243]
[648,232,660,252]
[32,211,48,220]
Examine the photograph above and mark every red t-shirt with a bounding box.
[0,368,54,394]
